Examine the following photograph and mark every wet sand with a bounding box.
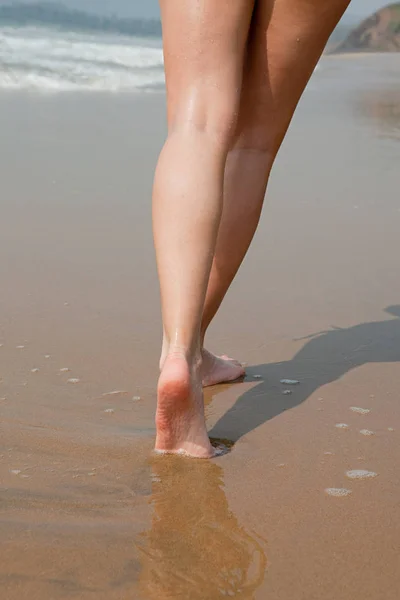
[1,54,400,599]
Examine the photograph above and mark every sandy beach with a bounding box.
[1,54,400,599]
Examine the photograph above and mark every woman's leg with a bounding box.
[200,0,351,383]
[154,0,254,457]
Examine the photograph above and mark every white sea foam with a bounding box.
[0,26,164,92]
[346,470,378,480]
[350,406,371,415]
[325,488,352,497]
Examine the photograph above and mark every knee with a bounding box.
[233,120,283,160]
[169,88,241,149]
[233,99,291,160]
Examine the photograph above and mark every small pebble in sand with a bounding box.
[359,429,375,436]
[324,452,334,456]
[335,423,349,430]
[325,488,352,497]
[67,378,80,384]
[31,368,39,374]
[20,475,30,479]
[88,472,96,477]
[0,344,3,348]
[44,355,51,359]
[350,407,371,415]
[64,302,70,306]
[102,390,128,397]
[277,463,287,468]
[388,428,395,432]
[280,379,300,385]
[104,408,115,414]
[282,390,292,396]
[253,375,262,379]
[346,470,377,480]
[10,469,21,475]
[60,368,71,372]
[132,396,141,401]
[16,346,25,349]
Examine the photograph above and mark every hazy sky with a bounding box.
[3,1,393,19]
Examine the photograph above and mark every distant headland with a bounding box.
[331,3,400,53]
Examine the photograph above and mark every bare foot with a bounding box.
[155,353,215,458]
[201,349,245,387]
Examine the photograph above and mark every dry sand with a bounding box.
[1,55,400,599]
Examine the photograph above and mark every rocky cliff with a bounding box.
[333,3,400,53]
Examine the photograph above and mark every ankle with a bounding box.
[200,327,207,349]
[164,344,201,370]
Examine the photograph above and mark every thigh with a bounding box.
[159,0,255,133]
[235,0,351,153]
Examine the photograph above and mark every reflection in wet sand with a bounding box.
[356,88,400,139]
[138,458,267,600]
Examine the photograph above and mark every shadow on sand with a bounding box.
[210,306,400,443]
